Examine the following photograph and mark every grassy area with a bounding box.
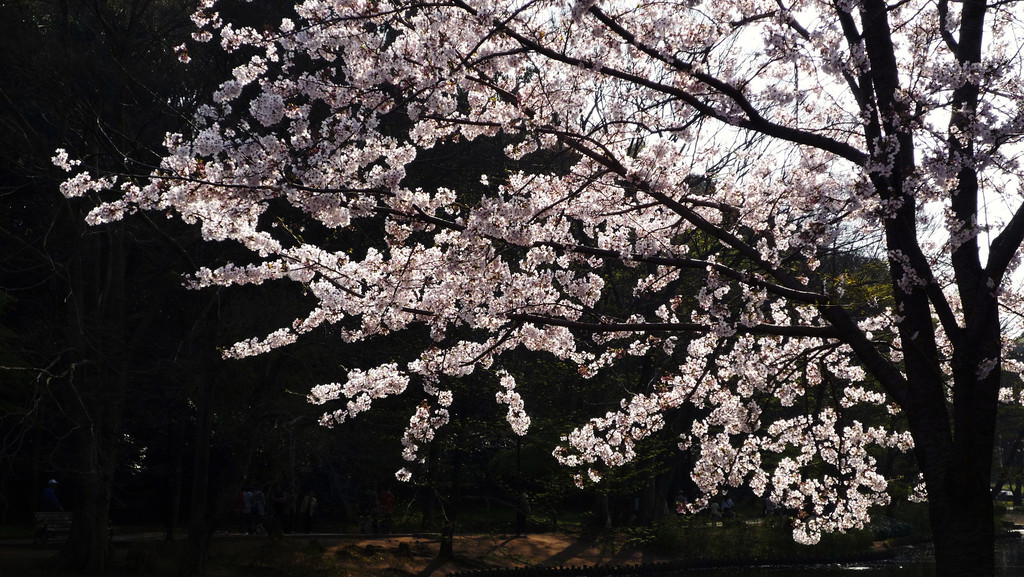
[617,516,878,565]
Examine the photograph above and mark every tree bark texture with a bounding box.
[59,224,127,574]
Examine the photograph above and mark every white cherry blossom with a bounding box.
[59,0,1024,570]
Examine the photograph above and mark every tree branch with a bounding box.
[509,313,840,339]
[449,1,869,166]
[987,201,1024,285]
[584,5,869,166]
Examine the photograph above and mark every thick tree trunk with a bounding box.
[62,462,114,574]
[914,381,999,577]
[912,401,998,577]
[914,325,1000,576]
[930,490,994,577]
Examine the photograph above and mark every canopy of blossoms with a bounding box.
[57,0,1024,550]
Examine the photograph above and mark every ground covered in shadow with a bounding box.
[0,525,896,577]
[4,502,992,577]
[0,532,654,577]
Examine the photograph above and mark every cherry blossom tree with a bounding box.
[58,0,1024,574]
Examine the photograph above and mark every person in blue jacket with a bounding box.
[38,479,63,512]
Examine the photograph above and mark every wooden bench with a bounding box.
[33,511,73,545]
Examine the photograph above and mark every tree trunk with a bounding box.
[930,437,999,577]
[653,471,672,522]
[913,381,998,577]
[913,333,1000,576]
[420,443,438,531]
[438,448,461,561]
[58,225,127,574]
[185,363,214,576]
[930,481,995,577]
[62,461,114,574]
[637,481,656,525]
[590,493,610,530]
[165,420,185,541]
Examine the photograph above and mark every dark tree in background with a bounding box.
[0,1,225,572]
[0,5,583,574]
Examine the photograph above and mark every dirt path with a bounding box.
[320,533,650,577]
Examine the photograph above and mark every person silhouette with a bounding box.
[38,479,63,512]
[300,489,318,533]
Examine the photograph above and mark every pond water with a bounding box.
[679,537,1024,576]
